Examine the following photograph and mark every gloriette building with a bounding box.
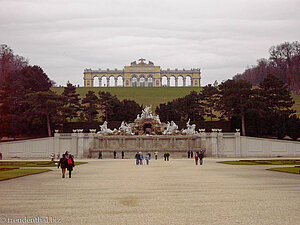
[83,58,201,87]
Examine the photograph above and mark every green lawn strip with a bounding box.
[0,168,51,181]
[267,166,300,174]
[217,160,300,165]
[0,161,87,168]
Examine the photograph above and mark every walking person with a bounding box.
[154,151,158,160]
[164,153,167,161]
[135,152,140,165]
[195,152,199,165]
[188,150,190,158]
[121,151,125,159]
[58,154,68,178]
[166,152,170,161]
[0,152,2,160]
[67,154,75,178]
[199,150,205,165]
[190,151,193,158]
[57,152,60,159]
[98,151,102,159]
[139,152,143,165]
[51,152,55,162]
[113,151,117,159]
[146,153,150,165]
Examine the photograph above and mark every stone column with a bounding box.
[71,133,78,157]
[115,77,117,87]
[210,131,218,157]
[54,133,60,154]
[77,133,85,158]
[175,77,178,87]
[217,131,224,157]
[167,77,170,86]
[107,77,110,87]
[183,77,186,87]
[99,78,101,87]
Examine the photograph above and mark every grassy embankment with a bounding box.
[0,161,87,181]
[218,160,300,174]
[52,87,300,118]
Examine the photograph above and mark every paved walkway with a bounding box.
[0,158,300,225]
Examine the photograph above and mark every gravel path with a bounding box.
[0,158,299,225]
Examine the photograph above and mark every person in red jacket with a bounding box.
[67,154,75,178]
[195,153,199,165]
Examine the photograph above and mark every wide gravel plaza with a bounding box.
[0,158,299,225]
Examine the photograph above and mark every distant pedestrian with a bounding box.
[65,151,69,159]
[195,152,199,165]
[0,152,2,160]
[57,152,60,159]
[122,151,125,159]
[148,152,151,160]
[146,154,150,165]
[166,152,170,161]
[51,152,55,162]
[139,152,143,165]
[58,154,68,178]
[113,151,117,159]
[188,150,191,158]
[164,153,167,161]
[98,151,102,159]
[191,151,193,158]
[135,152,140,165]
[154,151,158,160]
[198,150,205,165]
[67,154,75,178]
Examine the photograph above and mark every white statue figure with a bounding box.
[118,121,132,134]
[97,121,116,134]
[154,115,161,124]
[182,119,197,135]
[163,121,179,135]
[141,105,153,119]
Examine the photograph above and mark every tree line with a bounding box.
[233,41,300,91]
[0,44,299,140]
[156,75,299,140]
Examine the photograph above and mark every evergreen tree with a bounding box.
[82,91,99,122]
[217,79,253,136]
[61,81,81,122]
[258,74,295,138]
[0,65,53,137]
[201,84,219,121]
[25,91,64,136]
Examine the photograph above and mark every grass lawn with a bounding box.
[218,159,300,165]
[0,168,51,181]
[0,161,87,181]
[52,87,203,110]
[52,87,300,118]
[267,166,300,174]
[0,161,87,168]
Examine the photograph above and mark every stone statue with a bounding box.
[154,115,161,124]
[118,121,132,135]
[97,121,116,134]
[163,121,179,135]
[182,119,197,135]
[141,105,153,119]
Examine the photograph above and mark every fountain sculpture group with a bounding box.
[97,105,198,136]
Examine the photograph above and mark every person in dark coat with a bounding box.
[121,151,124,159]
[166,152,170,161]
[198,150,205,165]
[188,150,190,158]
[164,153,167,161]
[113,151,117,159]
[98,151,102,159]
[190,151,193,158]
[67,154,75,178]
[58,154,68,178]
[135,152,140,165]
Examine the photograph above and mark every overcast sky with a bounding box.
[1,0,299,86]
